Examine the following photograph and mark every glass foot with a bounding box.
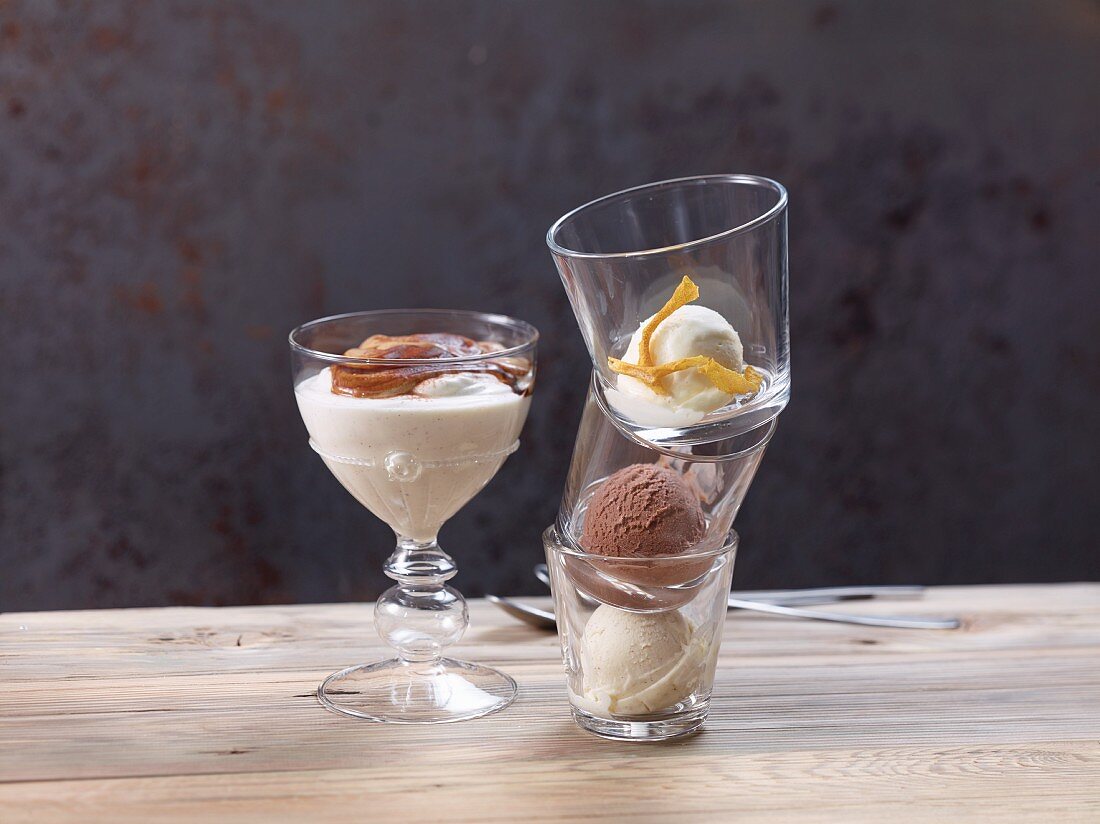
[317,657,517,724]
[570,700,710,741]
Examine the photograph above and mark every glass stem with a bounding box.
[384,536,457,584]
[375,535,468,665]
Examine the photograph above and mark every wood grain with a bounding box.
[1,585,1098,822]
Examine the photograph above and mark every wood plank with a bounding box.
[1,585,1098,822]
[3,742,1098,823]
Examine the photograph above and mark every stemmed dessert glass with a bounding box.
[290,309,537,723]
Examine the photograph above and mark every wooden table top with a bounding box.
[1,584,1098,822]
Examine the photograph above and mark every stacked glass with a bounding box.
[545,176,790,740]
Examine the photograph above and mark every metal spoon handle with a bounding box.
[732,585,925,601]
[726,598,961,629]
[485,595,558,630]
[535,565,927,604]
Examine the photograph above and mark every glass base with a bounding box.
[570,701,709,741]
[317,657,517,724]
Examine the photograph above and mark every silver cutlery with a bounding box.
[532,563,928,609]
[725,585,925,602]
[486,595,558,630]
[487,593,960,631]
[722,598,960,629]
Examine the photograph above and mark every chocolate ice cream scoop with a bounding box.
[581,464,706,557]
[569,464,713,610]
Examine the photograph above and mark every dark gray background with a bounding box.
[2,1,1098,611]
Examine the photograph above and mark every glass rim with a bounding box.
[543,524,738,563]
[590,372,780,459]
[546,174,788,260]
[288,308,539,366]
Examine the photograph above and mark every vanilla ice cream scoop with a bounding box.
[618,304,745,413]
[576,604,708,716]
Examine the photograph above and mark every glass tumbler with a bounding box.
[545,526,737,741]
[548,174,789,445]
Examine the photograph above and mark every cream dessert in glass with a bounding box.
[290,310,537,723]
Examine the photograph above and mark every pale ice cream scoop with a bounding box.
[617,304,744,413]
[576,604,707,715]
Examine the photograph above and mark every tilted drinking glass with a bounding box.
[548,174,789,446]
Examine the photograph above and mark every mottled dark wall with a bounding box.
[2,1,1098,611]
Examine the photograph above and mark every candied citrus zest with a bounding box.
[608,274,762,399]
[637,275,699,367]
[685,360,762,395]
[607,356,671,395]
[650,357,763,395]
[608,356,763,397]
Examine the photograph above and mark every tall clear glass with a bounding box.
[290,309,537,723]
[545,175,789,740]
[548,174,789,445]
